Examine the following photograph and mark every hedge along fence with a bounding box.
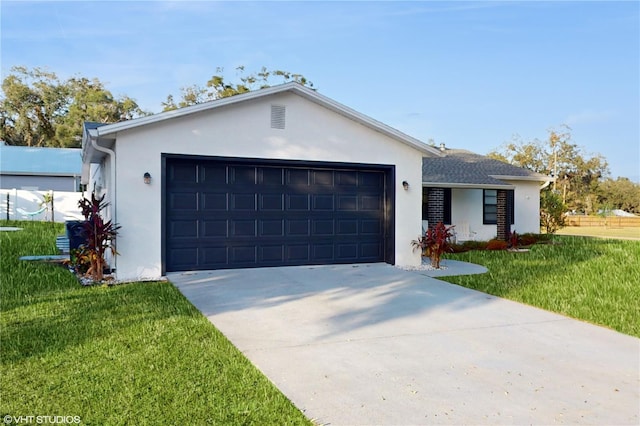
[0,189,84,223]
[565,215,640,228]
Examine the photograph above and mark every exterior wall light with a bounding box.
[402,180,409,190]
[144,172,151,184]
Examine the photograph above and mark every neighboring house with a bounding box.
[81,82,548,282]
[422,146,550,241]
[603,209,637,217]
[0,143,82,191]
[82,82,443,281]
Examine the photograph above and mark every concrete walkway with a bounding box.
[169,263,639,425]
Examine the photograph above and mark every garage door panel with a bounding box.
[231,246,257,263]
[287,245,310,261]
[201,164,227,185]
[361,242,383,259]
[260,220,284,236]
[287,194,310,211]
[169,192,198,210]
[170,163,199,183]
[287,219,310,236]
[169,220,198,238]
[202,246,228,265]
[231,166,257,185]
[259,168,284,186]
[231,220,257,237]
[260,194,284,210]
[359,171,384,188]
[336,170,358,186]
[337,244,358,260]
[313,194,334,211]
[166,158,391,271]
[313,244,334,260]
[360,195,382,211]
[287,169,310,186]
[231,193,256,210]
[361,219,382,235]
[337,219,358,235]
[260,245,284,262]
[168,247,199,268]
[202,193,227,210]
[312,219,334,236]
[337,195,357,211]
[202,220,227,238]
[312,170,334,186]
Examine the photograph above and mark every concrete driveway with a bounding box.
[169,263,639,425]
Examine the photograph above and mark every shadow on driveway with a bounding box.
[169,263,639,425]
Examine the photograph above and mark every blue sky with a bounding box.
[2,1,638,180]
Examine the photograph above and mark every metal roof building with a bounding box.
[0,143,82,191]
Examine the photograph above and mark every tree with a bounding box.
[55,77,144,147]
[540,190,567,234]
[488,126,609,213]
[597,177,640,214]
[162,66,314,111]
[487,134,547,173]
[0,66,67,146]
[1,66,147,148]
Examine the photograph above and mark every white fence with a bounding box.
[0,189,84,222]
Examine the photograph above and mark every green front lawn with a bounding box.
[0,221,310,425]
[442,235,640,337]
[3,222,638,424]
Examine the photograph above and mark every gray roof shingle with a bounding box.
[422,148,549,187]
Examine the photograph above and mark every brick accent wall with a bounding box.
[496,189,511,240]
[427,188,445,226]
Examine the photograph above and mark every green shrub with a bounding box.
[541,190,567,234]
[463,240,489,250]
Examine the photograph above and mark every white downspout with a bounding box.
[90,136,117,279]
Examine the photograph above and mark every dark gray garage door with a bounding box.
[163,156,394,271]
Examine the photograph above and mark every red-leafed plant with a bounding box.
[486,239,508,250]
[78,192,120,282]
[411,222,455,268]
[509,230,519,249]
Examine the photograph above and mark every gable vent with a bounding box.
[271,105,286,129]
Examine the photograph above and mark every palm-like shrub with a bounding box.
[78,192,120,282]
[412,222,455,268]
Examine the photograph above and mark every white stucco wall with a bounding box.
[450,182,542,241]
[85,159,118,268]
[450,188,490,240]
[511,180,543,234]
[109,92,427,281]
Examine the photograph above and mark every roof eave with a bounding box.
[0,171,80,177]
[489,174,552,182]
[82,128,111,164]
[92,82,443,157]
[422,182,515,189]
